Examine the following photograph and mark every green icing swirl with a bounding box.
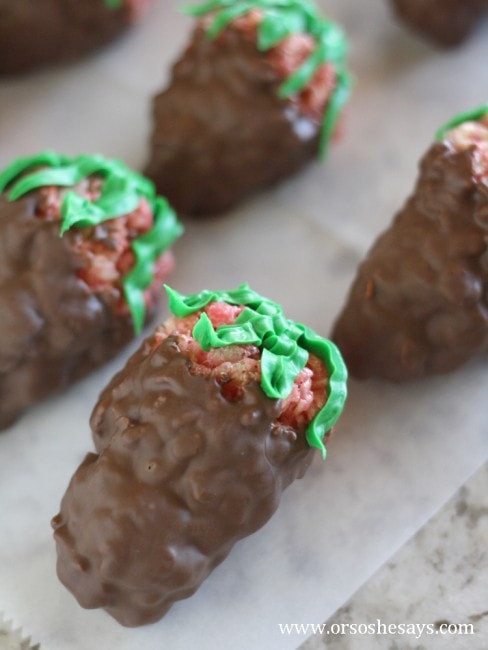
[183,0,352,158]
[436,102,488,141]
[104,0,123,8]
[165,283,348,458]
[0,152,183,335]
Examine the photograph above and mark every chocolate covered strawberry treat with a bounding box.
[52,284,347,626]
[332,104,488,381]
[0,0,152,75]
[145,0,352,216]
[390,0,488,47]
[0,151,183,428]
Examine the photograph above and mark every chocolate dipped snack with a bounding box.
[145,0,352,216]
[332,104,488,382]
[0,0,152,75]
[0,152,183,428]
[52,285,347,626]
[390,0,488,47]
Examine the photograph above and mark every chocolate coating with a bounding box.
[145,23,321,216]
[390,0,488,47]
[53,336,315,626]
[332,142,488,381]
[0,193,151,429]
[0,0,144,75]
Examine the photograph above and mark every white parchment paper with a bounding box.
[0,1,487,649]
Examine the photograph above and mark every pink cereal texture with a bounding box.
[214,10,337,123]
[124,0,152,23]
[155,301,328,430]
[446,118,488,179]
[34,181,171,314]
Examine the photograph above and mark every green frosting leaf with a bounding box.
[104,0,123,8]
[436,102,488,141]
[0,152,183,335]
[183,0,352,158]
[258,8,306,50]
[165,283,348,458]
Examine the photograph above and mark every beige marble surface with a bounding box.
[300,460,488,650]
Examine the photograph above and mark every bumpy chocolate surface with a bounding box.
[0,193,145,429]
[0,0,142,75]
[53,336,315,626]
[390,0,488,47]
[332,142,488,381]
[145,23,321,216]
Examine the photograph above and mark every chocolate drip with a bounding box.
[0,193,146,429]
[53,336,315,626]
[0,0,140,75]
[145,23,321,216]
[332,143,488,381]
[390,0,488,47]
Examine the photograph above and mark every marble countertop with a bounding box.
[0,1,487,649]
[300,460,488,650]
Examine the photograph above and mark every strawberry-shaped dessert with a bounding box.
[145,0,352,216]
[0,0,153,75]
[390,0,488,47]
[0,151,183,427]
[53,284,347,626]
[333,104,488,381]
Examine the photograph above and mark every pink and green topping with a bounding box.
[158,284,348,458]
[436,103,488,178]
[0,152,183,334]
[184,0,352,157]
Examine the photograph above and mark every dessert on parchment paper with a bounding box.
[0,151,183,429]
[53,284,347,626]
[332,104,488,381]
[145,0,352,216]
[390,0,488,47]
[0,0,153,75]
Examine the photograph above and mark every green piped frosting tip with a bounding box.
[436,102,488,141]
[0,151,184,335]
[104,0,123,8]
[183,0,352,158]
[165,283,348,458]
